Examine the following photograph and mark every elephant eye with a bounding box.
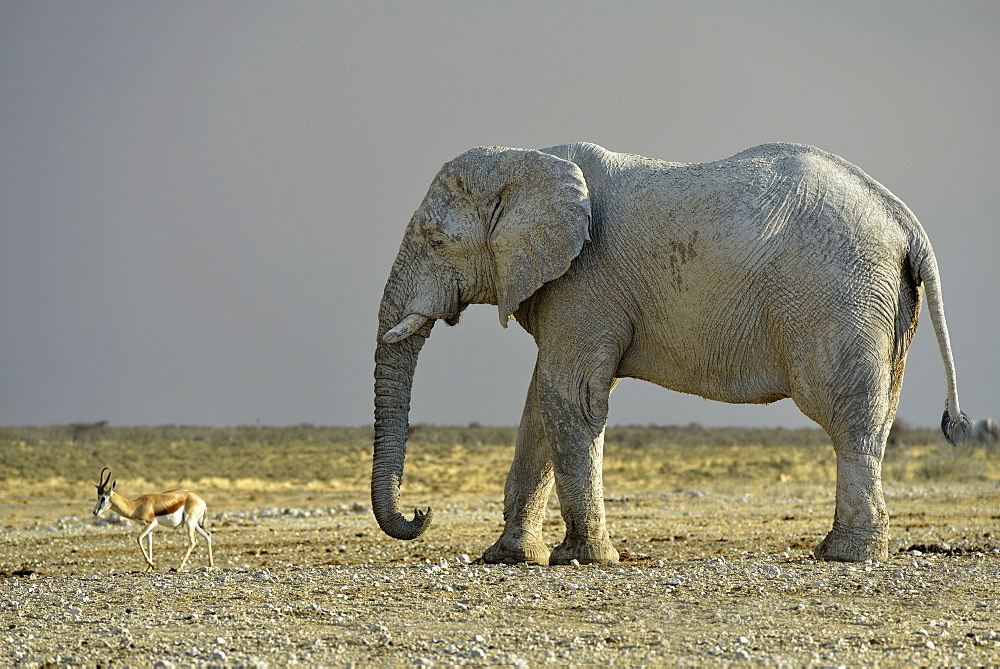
[428,231,448,251]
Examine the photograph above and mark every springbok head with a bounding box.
[93,467,116,516]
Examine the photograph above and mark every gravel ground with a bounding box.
[2,485,999,666]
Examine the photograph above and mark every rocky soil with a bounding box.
[2,485,999,666]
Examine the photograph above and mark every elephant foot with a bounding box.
[549,535,620,566]
[482,531,550,565]
[814,524,888,562]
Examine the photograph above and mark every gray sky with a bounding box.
[1,1,997,428]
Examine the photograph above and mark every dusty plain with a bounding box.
[1,424,998,666]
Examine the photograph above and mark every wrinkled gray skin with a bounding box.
[373,142,974,564]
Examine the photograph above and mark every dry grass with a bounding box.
[1,424,996,506]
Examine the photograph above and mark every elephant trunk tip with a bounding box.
[376,506,434,540]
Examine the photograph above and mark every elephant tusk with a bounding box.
[383,313,429,343]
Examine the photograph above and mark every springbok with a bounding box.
[92,467,214,572]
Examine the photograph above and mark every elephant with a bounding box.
[971,418,999,447]
[372,141,975,564]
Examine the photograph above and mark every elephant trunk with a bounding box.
[372,327,434,539]
[371,238,450,540]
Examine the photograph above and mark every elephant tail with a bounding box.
[910,242,973,445]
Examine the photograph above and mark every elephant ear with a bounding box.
[452,147,591,326]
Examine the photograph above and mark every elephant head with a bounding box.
[372,147,592,539]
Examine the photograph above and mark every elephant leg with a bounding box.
[812,355,899,562]
[814,442,889,562]
[483,367,555,564]
[535,362,619,566]
[548,425,618,565]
